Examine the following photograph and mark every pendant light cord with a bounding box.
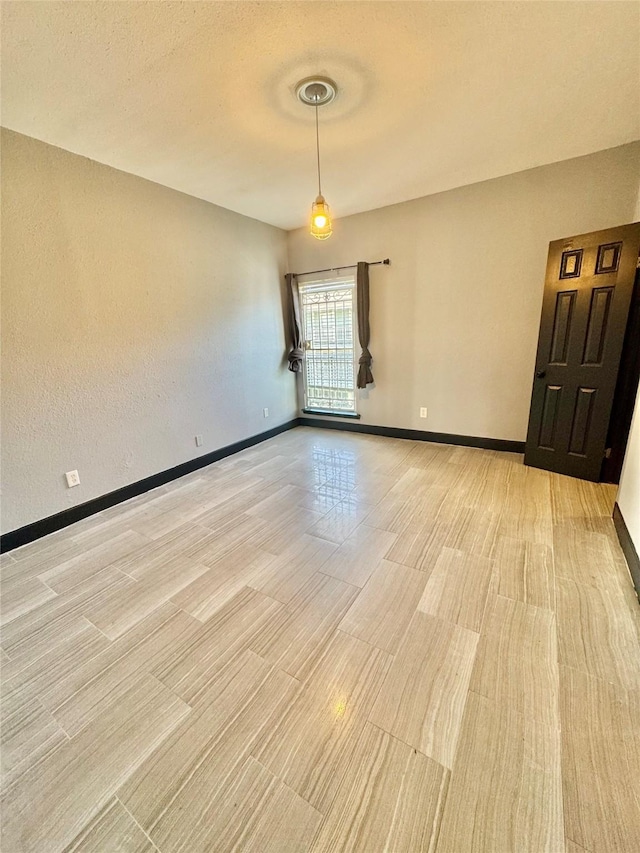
[315,102,322,196]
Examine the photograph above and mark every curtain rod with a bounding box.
[287,258,390,278]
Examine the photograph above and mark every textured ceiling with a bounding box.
[2,1,639,230]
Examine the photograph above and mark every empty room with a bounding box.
[1,1,639,851]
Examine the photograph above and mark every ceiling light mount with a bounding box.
[296,76,337,107]
[296,76,337,240]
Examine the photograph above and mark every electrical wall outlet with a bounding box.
[419,407,428,419]
[263,407,269,418]
[65,470,80,488]
[195,434,203,447]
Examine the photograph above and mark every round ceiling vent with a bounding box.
[295,76,338,107]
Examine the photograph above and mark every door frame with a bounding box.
[600,265,640,483]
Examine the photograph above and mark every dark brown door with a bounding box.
[525,223,640,481]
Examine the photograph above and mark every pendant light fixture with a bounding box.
[296,77,337,240]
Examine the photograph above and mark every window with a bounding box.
[299,275,357,414]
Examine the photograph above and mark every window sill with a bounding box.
[302,409,361,420]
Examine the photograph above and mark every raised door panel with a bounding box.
[549,292,576,365]
[567,388,597,456]
[537,385,563,450]
[582,288,613,366]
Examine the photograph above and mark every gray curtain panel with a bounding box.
[356,261,374,388]
[285,273,304,373]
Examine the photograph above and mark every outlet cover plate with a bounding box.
[65,470,80,488]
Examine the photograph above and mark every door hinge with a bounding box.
[604,447,612,459]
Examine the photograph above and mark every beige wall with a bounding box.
[288,143,640,442]
[3,130,639,537]
[616,180,640,552]
[1,130,296,534]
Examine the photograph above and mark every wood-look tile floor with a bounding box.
[1,427,639,852]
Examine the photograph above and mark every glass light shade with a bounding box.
[310,194,333,240]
